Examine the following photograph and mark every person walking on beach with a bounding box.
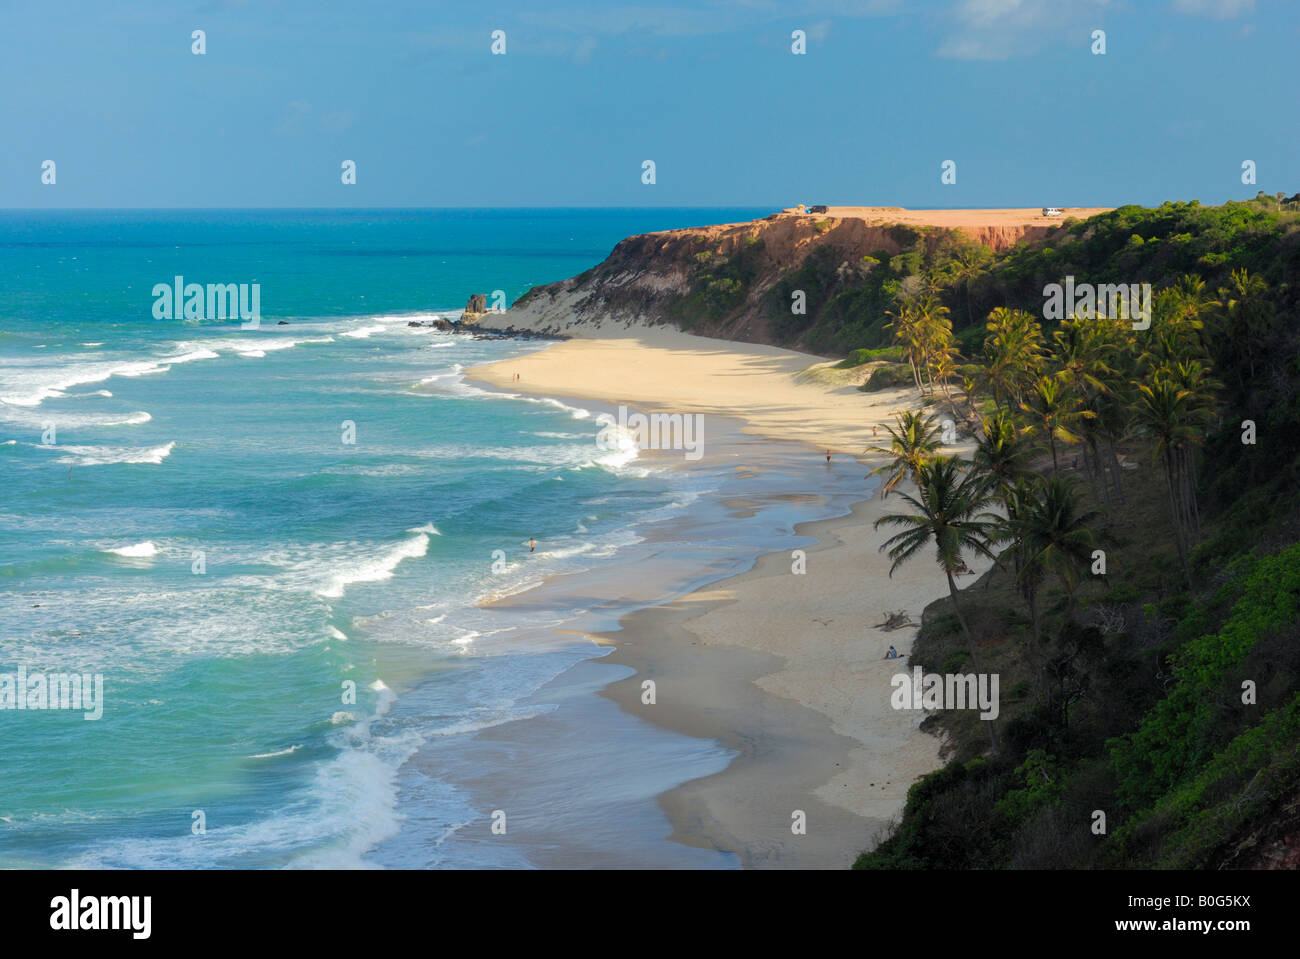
[529,538,535,553]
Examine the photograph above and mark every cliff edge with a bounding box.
[476,206,1111,350]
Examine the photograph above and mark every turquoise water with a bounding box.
[0,209,864,868]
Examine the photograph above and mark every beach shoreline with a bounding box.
[465,330,988,867]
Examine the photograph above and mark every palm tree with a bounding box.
[1083,314,1137,506]
[999,477,1102,731]
[915,293,953,394]
[947,243,992,326]
[885,297,925,393]
[930,337,963,405]
[983,307,1046,412]
[875,457,1001,753]
[866,410,942,497]
[1053,314,1119,503]
[1005,477,1101,630]
[971,409,1032,515]
[1214,268,1272,383]
[1170,273,1219,338]
[1133,365,1216,589]
[1020,375,1091,474]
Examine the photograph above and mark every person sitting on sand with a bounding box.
[885,645,898,659]
[955,560,972,575]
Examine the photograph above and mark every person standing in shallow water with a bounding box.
[826,450,832,463]
[529,538,535,553]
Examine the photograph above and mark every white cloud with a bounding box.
[936,0,1114,60]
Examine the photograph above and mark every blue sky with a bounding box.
[1,0,1295,208]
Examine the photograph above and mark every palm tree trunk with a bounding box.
[1163,450,1194,590]
[1107,437,1126,504]
[1090,439,1109,507]
[1183,448,1201,539]
[1082,446,1101,506]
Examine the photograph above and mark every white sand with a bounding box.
[468,331,992,867]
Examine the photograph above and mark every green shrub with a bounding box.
[860,363,914,391]
[835,346,904,368]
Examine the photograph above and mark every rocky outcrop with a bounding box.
[406,314,565,341]
[408,316,457,331]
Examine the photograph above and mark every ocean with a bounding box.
[0,209,868,868]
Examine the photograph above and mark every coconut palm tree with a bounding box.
[885,297,925,393]
[915,293,953,392]
[930,336,963,405]
[866,410,943,497]
[1133,365,1217,589]
[875,457,1001,753]
[946,242,992,326]
[1020,375,1091,474]
[1004,476,1102,630]
[983,307,1046,412]
[971,409,1032,515]
[1052,314,1120,503]
[1214,268,1272,384]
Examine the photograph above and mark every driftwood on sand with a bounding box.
[873,610,917,631]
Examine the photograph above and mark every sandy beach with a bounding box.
[467,330,993,868]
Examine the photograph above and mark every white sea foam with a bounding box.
[539,397,592,419]
[0,356,173,407]
[163,348,221,364]
[356,311,461,329]
[249,745,302,759]
[0,329,345,409]
[53,441,175,466]
[0,407,151,429]
[107,541,157,558]
[316,533,429,599]
[342,324,387,339]
[416,364,465,386]
[406,523,441,535]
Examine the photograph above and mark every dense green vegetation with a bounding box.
[667,236,767,331]
[847,194,1300,869]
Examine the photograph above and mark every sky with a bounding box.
[1,0,1296,208]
